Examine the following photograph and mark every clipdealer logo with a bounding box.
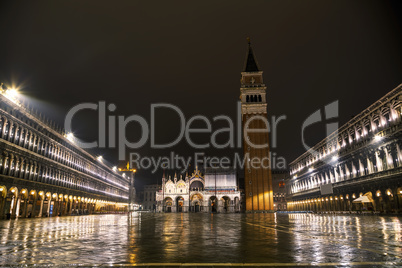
[301,101,339,166]
[64,100,339,172]
[64,101,288,172]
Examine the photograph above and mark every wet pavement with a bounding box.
[0,213,401,266]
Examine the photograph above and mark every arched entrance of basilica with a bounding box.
[190,193,203,212]
[209,196,217,213]
[221,196,230,212]
[176,196,184,212]
[164,197,173,212]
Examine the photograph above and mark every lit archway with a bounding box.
[164,197,173,213]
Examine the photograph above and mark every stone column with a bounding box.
[31,134,36,151]
[31,195,38,217]
[18,160,24,178]
[33,163,38,181]
[43,141,48,156]
[54,146,59,161]
[21,198,28,218]
[18,129,24,146]
[14,159,20,178]
[2,156,8,175]
[24,131,30,148]
[35,137,40,153]
[14,198,20,217]
[8,123,14,142]
[64,201,70,215]
[51,200,58,217]
[12,125,18,143]
[0,196,5,220]
[47,200,51,217]
[7,156,14,176]
[11,197,19,219]
[38,198,44,217]
[1,119,8,139]
[68,200,73,215]
[49,144,53,159]
[28,163,34,180]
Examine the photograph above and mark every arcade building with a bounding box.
[287,84,402,213]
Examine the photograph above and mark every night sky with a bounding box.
[0,1,401,189]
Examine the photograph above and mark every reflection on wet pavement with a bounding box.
[0,213,401,265]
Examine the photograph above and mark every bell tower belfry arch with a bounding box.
[240,38,274,212]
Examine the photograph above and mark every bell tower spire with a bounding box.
[243,37,260,72]
[240,38,274,212]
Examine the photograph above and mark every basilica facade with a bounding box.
[156,167,241,213]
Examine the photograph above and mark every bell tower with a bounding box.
[240,38,274,212]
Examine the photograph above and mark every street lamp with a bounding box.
[66,132,75,142]
[374,135,383,142]
[5,88,19,98]
[119,162,137,212]
[1,84,21,104]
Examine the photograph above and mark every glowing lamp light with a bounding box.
[31,191,35,195]
[332,156,338,161]
[400,190,402,194]
[5,88,19,98]
[387,191,391,196]
[97,156,103,162]
[0,188,3,192]
[11,189,15,193]
[52,193,57,198]
[46,193,51,197]
[377,192,380,197]
[66,132,75,142]
[22,190,26,194]
[112,166,117,172]
[309,168,314,172]
[374,135,383,142]
[39,192,43,196]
